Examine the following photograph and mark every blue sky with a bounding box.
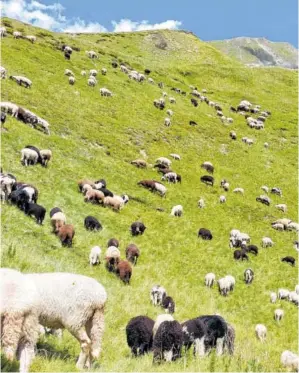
[1,0,298,47]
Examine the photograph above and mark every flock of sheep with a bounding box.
[1,25,298,373]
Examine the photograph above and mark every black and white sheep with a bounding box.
[244,268,254,284]
[150,285,166,306]
[181,317,206,357]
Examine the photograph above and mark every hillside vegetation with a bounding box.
[210,37,298,69]
[1,17,298,372]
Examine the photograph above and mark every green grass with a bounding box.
[1,17,298,372]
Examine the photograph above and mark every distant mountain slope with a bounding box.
[210,37,298,69]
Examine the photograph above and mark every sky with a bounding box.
[1,0,298,47]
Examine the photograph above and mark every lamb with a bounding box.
[280,350,299,371]
[281,256,296,266]
[86,50,98,59]
[205,273,216,287]
[126,316,154,356]
[271,187,282,197]
[169,97,176,104]
[116,260,132,284]
[164,117,171,127]
[9,75,32,88]
[166,109,173,116]
[84,189,105,204]
[200,175,214,186]
[274,309,284,321]
[201,162,214,174]
[25,35,36,43]
[69,76,75,85]
[198,198,205,208]
[230,131,237,140]
[278,289,290,300]
[21,148,39,166]
[181,317,206,357]
[270,292,277,303]
[24,202,46,225]
[126,244,140,265]
[40,149,52,167]
[170,205,183,217]
[131,221,146,236]
[105,246,120,272]
[162,296,175,314]
[1,101,19,117]
[89,69,98,77]
[197,315,228,355]
[255,324,267,342]
[64,69,74,77]
[88,78,97,87]
[152,320,183,363]
[233,187,244,195]
[84,216,102,231]
[89,246,101,265]
[50,211,66,232]
[101,68,107,75]
[150,285,167,306]
[0,268,39,373]
[26,272,107,369]
[103,196,124,211]
[100,87,112,97]
[198,228,213,240]
[56,224,75,247]
[155,157,172,167]
[219,195,226,203]
[256,195,271,206]
[244,268,254,284]
[262,237,274,248]
[272,223,284,231]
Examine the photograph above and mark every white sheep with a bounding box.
[262,237,274,248]
[154,182,167,197]
[205,273,216,287]
[217,277,230,296]
[1,102,19,117]
[166,109,173,116]
[150,285,167,306]
[105,246,121,263]
[89,246,102,265]
[69,76,75,85]
[272,223,284,231]
[170,205,183,217]
[169,153,180,160]
[255,324,267,342]
[226,117,233,123]
[21,148,38,166]
[264,142,269,148]
[281,350,299,371]
[162,91,168,97]
[40,149,52,166]
[261,185,269,193]
[219,195,226,203]
[233,187,244,195]
[198,198,205,208]
[295,285,299,295]
[274,309,284,321]
[25,35,36,43]
[81,70,86,76]
[86,50,98,59]
[287,222,299,232]
[120,65,129,73]
[155,157,171,167]
[288,291,298,304]
[100,87,112,97]
[148,77,154,84]
[64,69,74,77]
[278,288,290,300]
[0,66,6,79]
[88,78,97,87]
[12,30,21,38]
[164,117,171,127]
[9,75,32,88]
[225,275,235,291]
[90,69,98,77]
[270,292,277,303]
[36,117,50,135]
[26,272,107,369]
[153,314,174,337]
[101,68,107,75]
[0,26,7,37]
[169,97,176,104]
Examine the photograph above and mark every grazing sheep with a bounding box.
[40,149,52,167]
[281,256,295,266]
[100,87,112,97]
[64,69,74,77]
[200,175,214,186]
[50,211,66,232]
[88,78,97,87]
[281,350,299,371]
[198,315,228,356]
[105,246,120,272]
[126,316,154,356]
[274,309,284,322]
[255,324,267,342]
[219,195,226,203]
[224,324,235,355]
[262,237,274,248]
[218,277,230,296]
[131,159,147,168]
[264,142,269,148]
[116,260,132,284]
[9,75,32,88]
[126,244,140,265]
[181,317,206,357]
[247,244,258,255]
[1,101,19,117]
[225,275,235,291]
[164,117,171,127]
[244,269,254,284]
[205,273,216,287]
[84,216,102,231]
[56,224,75,247]
[131,221,146,236]
[0,268,39,373]
[162,296,175,314]
[289,291,299,305]
[275,204,287,213]
[271,187,282,197]
[170,205,183,217]
[150,286,167,306]
[166,110,173,117]
[26,272,107,369]
[111,61,118,68]
[148,77,154,84]
[81,70,86,76]
[256,195,271,206]
[25,35,36,43]
[272,223,284,231]
[278,289,290,300]
[23,202,46,225]
[198,198,205,209]
[287,222,299,232]
[169,153,180,160]
[86,50,98,59]
[155,157,172,167]
[153,320,183,363]
[169,97,176,104]
[234,249,248,261]
[89,69,98,77]
[69,76,75,85]
[233,187,244,195]
[21,148,39,166]
[103,196,124,211]
[270,292,277,303]
[230,131,237,140]
[89,246,101,265]
[98,187,113,197]
[154,182,167,197]
[101,68,107,75]
[161,172,181,184]
[84,189,105,204]
[261,185,269,194]
[107,238,119,248]
[198,228,213,240]
[201,162,214,174]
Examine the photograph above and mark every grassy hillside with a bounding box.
[210,37,298,69]
[1,17,298,372]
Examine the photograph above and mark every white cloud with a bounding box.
[1,0,182,34]
[112,19,182,33]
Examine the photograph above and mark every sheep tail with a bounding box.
[89,306,105,360]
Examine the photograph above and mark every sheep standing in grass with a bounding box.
[126,244,140,265]
[101,68,107,75]
[1,66,7,79]
[164,117,171,127]
[244,269,254,284]
[219,195,226,203]
[21,148,39,166]
[198,315,228,355]
[100,88,112,97]
[255,324,267,342]
[274,309,284,322]
[218,277,230,296]
[262,237,273,248]
[205,273,216,287]
[26,272,107,369]
[126,316,154,356]
[181,317,206,357]
[278,289,290,300]
[270,292,277,303]
[281,350,299,371]
[51,211,66,232]
[171,205,183,217]
[89,246,101,265]
[116,260,132,284]
[25,35,36,43]
[198,198,205,208]
[150,285,166,306]
[69,76,75,85]
[56,224,75,247]
[64,69,74,77]
[40,149,52,167]
[105,246,120,272]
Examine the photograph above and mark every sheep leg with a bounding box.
[194,337,205,357]
[216,337,224,356]
[1,313,24,361]
[71,328,92,370]
[85,307,105,365]
[17,313,38,373]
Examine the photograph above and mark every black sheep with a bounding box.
[281,256,296,266]
[230,106,237,112]
[144,69,151,75]
[84,216,102,231]
[161,296,175,314]
[153,321,183,363]
[198,228,213,240]
[233,249,248,261]
[24,202,46,224]
[131,222,146,236]
[181,317,206,356]
[189,120,198,126]
[201,163,214,174]
[200,175,214,186]
[10,189,30,210]
[111,61,118,68]
[126,316,154,356]
[190,98,198,107]
[49,207,62,218]
[198,315,228,355]
[125,244,140,265]
[99,187,113,197]
[247,244,258,255]
[64,51,71,60]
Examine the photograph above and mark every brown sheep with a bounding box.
[84,189,105,204]
[56,224,75,247]
[116,260,132,284]
[131,159,147,168]
[105,246,121,272]
[51,212,66,233]
[137,180,156,191]
[103,196,123,211]
[107,238,119,248]
[77,179,95,192]
[125,244,140,265]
